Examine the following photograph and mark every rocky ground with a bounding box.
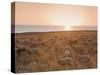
[15,31,97,73]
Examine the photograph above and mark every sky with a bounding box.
[12,2,97,26]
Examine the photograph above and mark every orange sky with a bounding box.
[12,2,97,26]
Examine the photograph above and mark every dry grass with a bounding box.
[15,31,97,73]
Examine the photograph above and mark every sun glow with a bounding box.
[49,11,82,27]
[64,26,72,31]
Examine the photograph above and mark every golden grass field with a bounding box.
[15,31,97,73]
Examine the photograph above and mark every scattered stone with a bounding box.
[16,48,34,65]
[58,57,72,65]
[78,55,90,64]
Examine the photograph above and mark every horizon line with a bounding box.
[11,25,97,26]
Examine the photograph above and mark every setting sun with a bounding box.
[49,11,82,26]
[64,26,72,30]
[48,10,82,30]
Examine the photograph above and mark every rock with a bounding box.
[30,48,39,54]
[58,57,72,65]
[78,55,90,64]
[16,48,33,65]
[64,50,71,57]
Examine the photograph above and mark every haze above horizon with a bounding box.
[12,2,97,27]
